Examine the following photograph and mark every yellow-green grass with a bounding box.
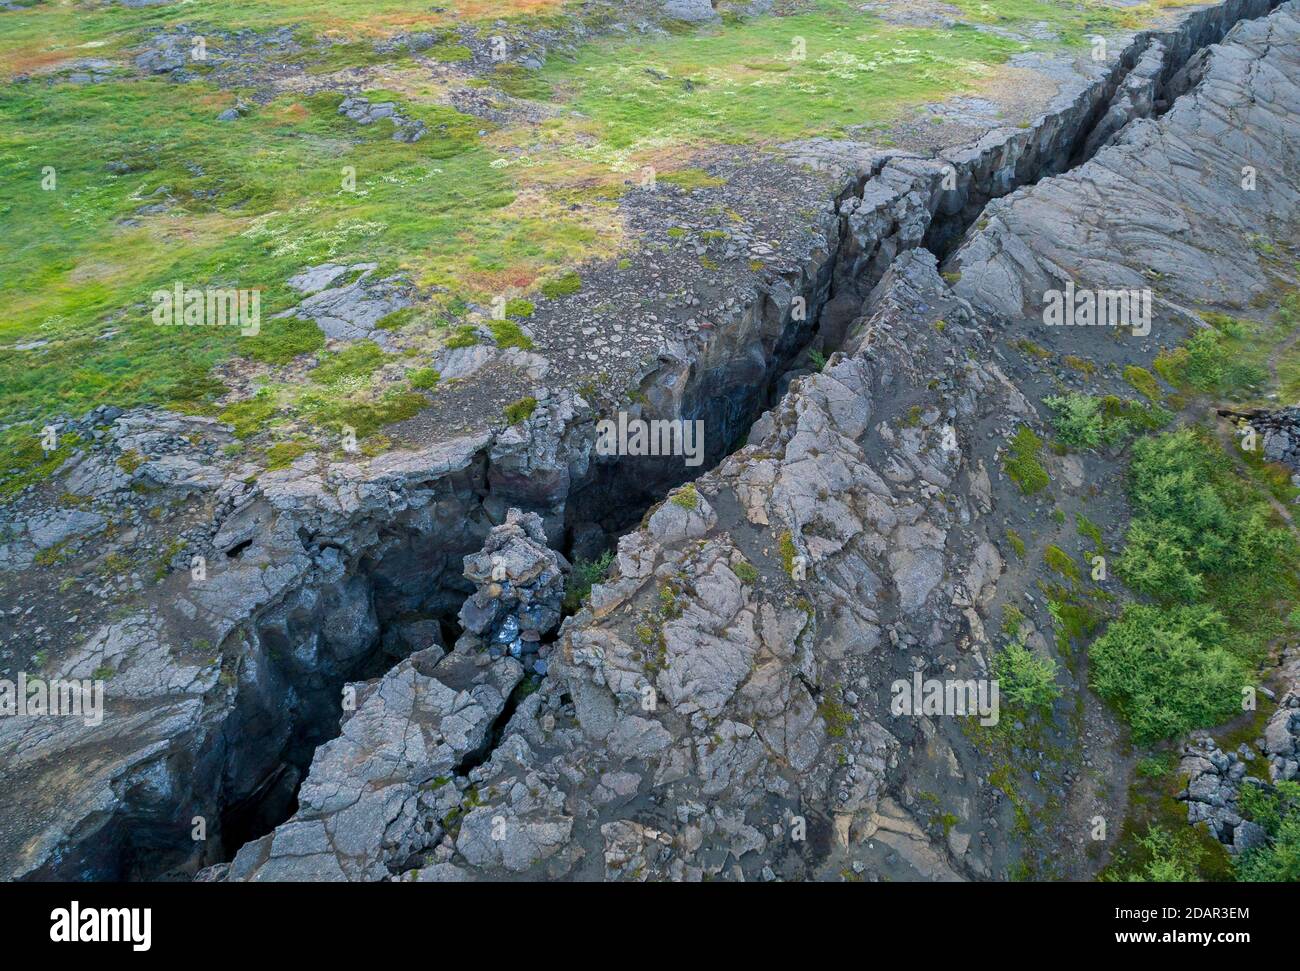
[0,79,599,431]
[0,0,573,76]
[0,0,1179,470]
[535,0,1143,156]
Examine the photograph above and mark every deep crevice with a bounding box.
[90,0,1283,882]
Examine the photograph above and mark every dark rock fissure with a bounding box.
[925,0,1284,258]
[108,0,1282,881]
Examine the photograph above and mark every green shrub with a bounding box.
[1154,329,1267,395]
[994,634,1061,713]
[445,325,480,350]
[1116,518,1205,603]
[1045,393,1104,449]
[1089,603,1244,742]
[1118,429,1295,611]
[489,320,534,350]
[563,550,613,613]
[1122,825,1202,882]
[408,367,440,390]
[1234,781,1300,882]
[1045,393,1171,450]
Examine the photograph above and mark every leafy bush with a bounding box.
[1118,430,1294,610]
[1154,328,1267,395]
[1121,825,1201,882]
[563,550,613,613]
[994,634,1060,713]
[1045,392,1171,450]
[1044,393,1105,449]
[1089,603,1244,742]
[1234,781,1300,882]
[1093,429,1299,742]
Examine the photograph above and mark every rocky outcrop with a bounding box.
[459,509,567,672]
[4,0,1298,883]
[948,0,1298,319]
[337,95,428,142]
[1180,646,1300,854]
[226,249,1029,882]
[1220,406,1300,481]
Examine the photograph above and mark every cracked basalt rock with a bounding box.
[210,647,524,881]
[948,0,1298,319]
[5,0,1299,883]
[218,248,1005,883]
[338,250,1022,882]
[459,508,567,670]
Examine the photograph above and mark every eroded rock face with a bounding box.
[459,509,567,671]
[949,0,1298,319]
[211,648,524,881]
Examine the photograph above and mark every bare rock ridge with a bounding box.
[0,0,1296,881]
[949,0,1299,319]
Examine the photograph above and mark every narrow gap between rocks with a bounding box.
[126,0,1281,881]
